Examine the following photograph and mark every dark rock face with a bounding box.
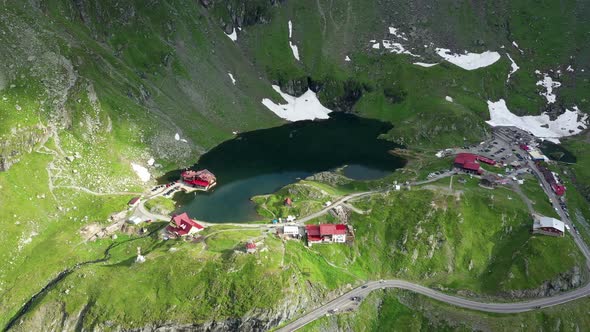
[501,266,585,299]
[201,0,283,29]
[0,125,48,172]
[273,76,368,112]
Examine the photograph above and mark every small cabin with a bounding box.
[246,241,257,253]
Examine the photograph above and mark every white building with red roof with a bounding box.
[180,169,217,190]
[532,214,565,237]
[306,224,348,244]
[166,212,205,237]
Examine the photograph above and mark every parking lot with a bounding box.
[451,126,539,169]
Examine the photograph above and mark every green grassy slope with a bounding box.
[256,177,585,296]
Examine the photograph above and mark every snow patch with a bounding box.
[536,74,561,104]
[445,96,454,102]
[512,41,524,54]
[131,163,151,182]
[413,62,439,67]
[382,40,418,56]
[289,42,300,61]
[228,72,236,85]
[388,26,408,40]
[506,54,520,82]
[435,48,501,70]
[262,85,332,122]
[372,42,380,49]
[147,158,155,166]
[174,133,180,141]
[226,28,237,42]
[345,56,351,62]
[486,99,588,143]
[567,65,574,72]
[287,21,300,61]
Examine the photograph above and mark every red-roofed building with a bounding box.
[246,241,257,253]
[538,164,566,196]
[453,153,496,174]
[306,224,348,244]
[128,197,140,207]
[166,212,205,237]
[476,156,496,166]
[181,169,217,190]
[284,197,292,206]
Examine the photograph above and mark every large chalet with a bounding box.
[166,212,205,237]
[306,224,348,244]
[532,214,565,237]
[181,169,217,190]
[453,153,496,175]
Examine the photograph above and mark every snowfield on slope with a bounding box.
[436,48,501,70]
[486,100,588,143]
[262,85,332,122]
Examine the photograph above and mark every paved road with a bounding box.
[526,158,590,268]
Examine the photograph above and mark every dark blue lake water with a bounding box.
[164,113,405,222]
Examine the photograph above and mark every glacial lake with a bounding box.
[164,113,406,222]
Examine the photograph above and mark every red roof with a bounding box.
[335,224,347,234]
[306,225,321,236]
[246,242,256,249]
[463,161,481,171]
[306,224,347,240]
[284,197,293,205]
[195,169,216,183]
[319,224,336,235]
[454,153,496,172]
[181,169,216,186]
[476,156,496,165]
[128,197,140,205]
[552,184,566,196]
[168,212,204,236]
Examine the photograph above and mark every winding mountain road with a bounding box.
[276,168,590,331]
[277,281,590,332]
